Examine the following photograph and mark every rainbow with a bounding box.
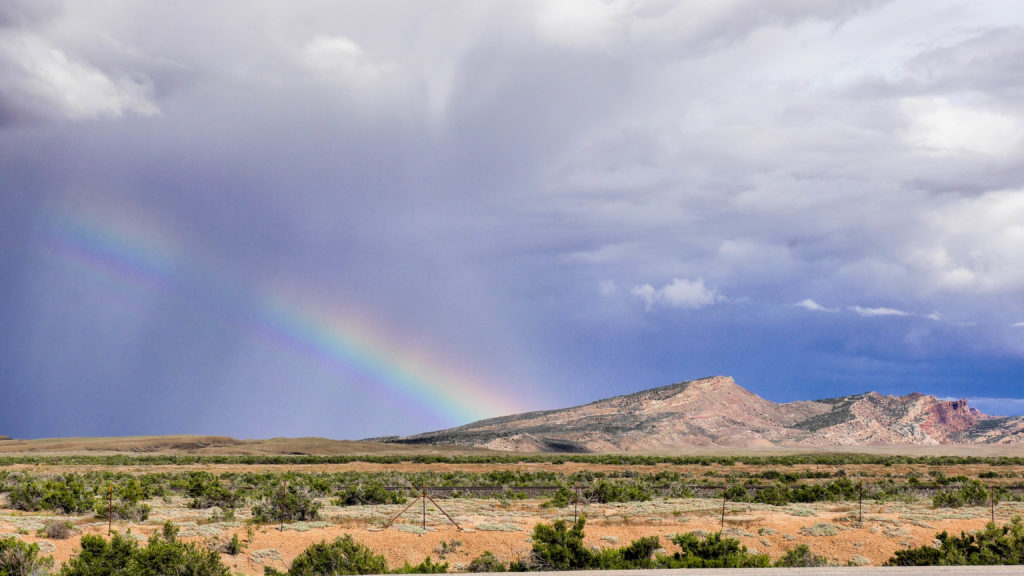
[43,200,533,426]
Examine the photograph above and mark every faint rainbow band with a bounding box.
[43,200,531,425]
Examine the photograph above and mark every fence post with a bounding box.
[108,482,113,535]
[422,484,427,531]
[858,483,863,523]
[573,482,578,524]
[721,482,727,529]
[991,484,995,524]
[280,481,286,532]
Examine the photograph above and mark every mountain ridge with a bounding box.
[382,376,1024,452]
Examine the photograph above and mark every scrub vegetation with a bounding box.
[2,454,1024,573]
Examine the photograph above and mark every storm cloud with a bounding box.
[2,0,1023,439]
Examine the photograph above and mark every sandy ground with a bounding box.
[3,494,1021,574]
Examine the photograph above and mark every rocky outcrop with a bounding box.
[384,376,1024,452]
[925,398,982,434]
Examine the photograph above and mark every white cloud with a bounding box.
[0,31,159,121]
[926,311,942,321]
[597,279,618,297]
[903,96,1022,158]
[300,35,381,82]
[1012,322,1024,328]
[909,190,1024,295]
[850,306,910,318]
[534,0,630,51]
[795,299,837,312]
[631,278,723,311]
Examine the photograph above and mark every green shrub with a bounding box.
[592,536,660,569]
[94,477,151,522]
[659,532,770,568]
[541,486,573,508]
[187,476,241,510]
[775,544,831,567]
[723,485,749,502]
[224,533,246,556]
[60,532,137,576]
[748,478,861,506]
[585,480,650,503]
[252,485,320,523]
[525,518,770,571]
[94,500,150,522]
[332,483,405,506]
[60,523,230,576]
[7,480,45,511]
[393,557,448,574]
[467,552,506,573]
[0,536,54,576]
[888,515,1024,566]
[44,475,95,514]
[132,522,231,576]
[272,535,388,575]
[528,517,592,570]
[933,479,993,508]
[9,475,94,513]
[752,484,789,506]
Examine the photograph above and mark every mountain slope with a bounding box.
[384,376,1024,452]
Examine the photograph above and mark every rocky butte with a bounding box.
[382,376,1024,452]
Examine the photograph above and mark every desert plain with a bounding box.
[3,438,1024,573]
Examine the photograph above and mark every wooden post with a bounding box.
[108,482,113,535]
[991,484,995,524]
[280,481,286,532]
[573,482,578,524]
[858,483,863,523]
[721,482,727,529]
[422,484,427,531]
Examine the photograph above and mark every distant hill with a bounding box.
[381,376,1024,452]
[6,377,1023,456]
[0,435,500,456]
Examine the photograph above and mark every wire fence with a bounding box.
[377,483,1024,499]
[369,481,1024,531]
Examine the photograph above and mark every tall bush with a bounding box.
[60,522,230,576]
[0,536,54,576]
[660,532,770,568]
[888,515,1024,565]
[252,484,320,523]
[266,535,388,576]
[529,517,592,570]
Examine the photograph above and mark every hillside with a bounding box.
[384,376,1024,452]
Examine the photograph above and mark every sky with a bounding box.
[2,0,1023,440]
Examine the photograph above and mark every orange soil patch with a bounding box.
[3,497,1020,574]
